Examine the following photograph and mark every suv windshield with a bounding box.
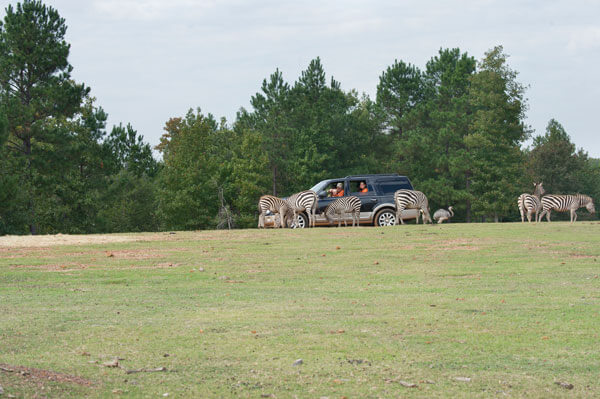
[310,180,330,193]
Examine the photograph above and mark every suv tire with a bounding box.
[375,209,396,226]
[291,213,308,229]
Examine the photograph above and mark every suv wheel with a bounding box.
[375,209,396,226]
[291,213,308,229]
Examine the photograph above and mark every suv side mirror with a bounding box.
[318,191,327,198]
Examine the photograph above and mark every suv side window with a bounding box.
[349,180,374,195]
[324,181,345,197]
[378,180,412,195]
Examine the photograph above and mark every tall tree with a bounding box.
[0,0,88,234]
[466,45,529,221]
[237,69,291,196]
[156,110,233,230]
[376,60,424,139]
[379,48,476,221]
[528,119,590,194]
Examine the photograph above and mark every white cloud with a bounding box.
[567,25,600,52]
[91,0,216,21]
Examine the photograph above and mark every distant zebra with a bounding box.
[518,182,545,223]
[258,195,290,228]
[286,190,318,228]
[539,194,595,223]
[322,196,362,227]
[433,206,454,224]
[394,190,432,225]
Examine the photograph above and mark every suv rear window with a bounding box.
[378,180,412,195]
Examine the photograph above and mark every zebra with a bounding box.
[322,196,362,227]
[433,206,454,224]
[539,194,595,223]
[518,182,545,223]
[285,190,318,228]
[257,195,290,228]
[394,190,432,225]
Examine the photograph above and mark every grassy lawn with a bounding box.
[1,222,599,398]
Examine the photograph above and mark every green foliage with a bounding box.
[376,59,423,138]
[466,46,529,221]
[0,111,7,145]
[238,57,384,197]
[157,110,232,230]
[378,48,477,220]
[105,123,158,177]
[0,0,89,233]
[97,170,159,232]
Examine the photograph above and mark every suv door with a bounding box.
[348,179,377,222]
[315,179,348,224]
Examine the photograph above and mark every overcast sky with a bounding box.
[14,0,600,157]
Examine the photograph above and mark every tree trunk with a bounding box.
[494,213,499,223]
[465,173,471,223]
[25,137,37,235]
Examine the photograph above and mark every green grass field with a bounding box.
[1,222,599,398]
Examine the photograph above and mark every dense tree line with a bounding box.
[1,1,598,234]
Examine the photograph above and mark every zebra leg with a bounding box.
[526,210,532,223]
[518,198,525,222]
[571,209,577,223]
[396,207,405,225]
[258,212,264,228]
[546,210,551,222]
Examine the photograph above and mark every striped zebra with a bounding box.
[286,190,318,228]
[394,189,432,225]
[258,195,290,228]
[518,182,545,223]
[539,194,595,223]
[322,196,362,227]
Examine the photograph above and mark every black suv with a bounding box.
[290,174,417,227]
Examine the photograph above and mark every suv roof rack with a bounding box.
[345,173,400,178]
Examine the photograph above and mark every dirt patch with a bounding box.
[0,232,194,248]
[9,262,91,271]
[0,234,144,248]
[439,245,480,251]
[569,253,597,259]
[103,249,164,260]
[0,363,94,386]
[0,247,54,259]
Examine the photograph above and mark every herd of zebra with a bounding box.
[257,189,450,228]
[518,182,595,223]
[258,184,595,228]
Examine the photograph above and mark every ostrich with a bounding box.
[433,206,454,224]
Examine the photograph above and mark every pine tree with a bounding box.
[466,46,529,221]
[0,0,88,233]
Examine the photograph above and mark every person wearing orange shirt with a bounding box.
[358,181,368,193]
[328,182,344,197]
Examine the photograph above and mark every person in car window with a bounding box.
[359,181,368,193]
[328,182,344,197]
